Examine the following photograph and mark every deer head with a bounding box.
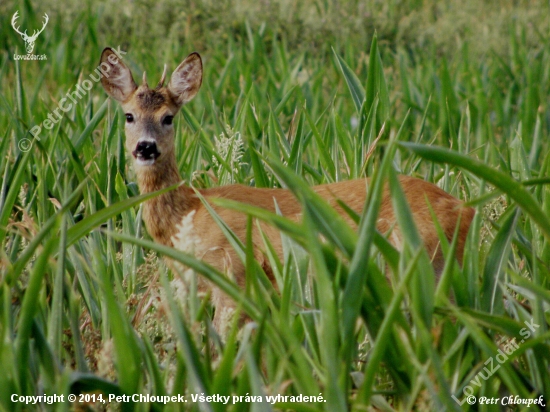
[11,11,49,54]
[99,48,203,176]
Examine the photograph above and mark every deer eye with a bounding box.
[162,115,173,126]
[125,113,134,123]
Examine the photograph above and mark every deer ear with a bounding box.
[168,52,203,107]
[100,47,137,102]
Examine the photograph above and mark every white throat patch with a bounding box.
[171,210,200,254]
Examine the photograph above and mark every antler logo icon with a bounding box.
[11,11,49,54]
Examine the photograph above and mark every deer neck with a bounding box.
[135,154,199,246]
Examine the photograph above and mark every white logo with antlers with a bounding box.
[11,11,49,55]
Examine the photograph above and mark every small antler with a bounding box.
[11,11,26,38]
[29,13,49,40]
[156,64,168,89]
[142,71,148,87]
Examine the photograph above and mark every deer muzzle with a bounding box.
[133,140,160,165]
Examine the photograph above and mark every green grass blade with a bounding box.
[332,48,365,113]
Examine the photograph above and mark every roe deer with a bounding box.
[99,47,474,334]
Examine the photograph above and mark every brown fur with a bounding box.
[99,47,475,333]
[136,89,168,111]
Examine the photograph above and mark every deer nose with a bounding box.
[132,140,160,161]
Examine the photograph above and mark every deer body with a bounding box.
[100,48,474,333]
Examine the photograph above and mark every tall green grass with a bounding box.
[1,0,550,411]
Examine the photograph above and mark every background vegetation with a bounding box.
[1,0,550,410]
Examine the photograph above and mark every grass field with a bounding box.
[1,0,550,410]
